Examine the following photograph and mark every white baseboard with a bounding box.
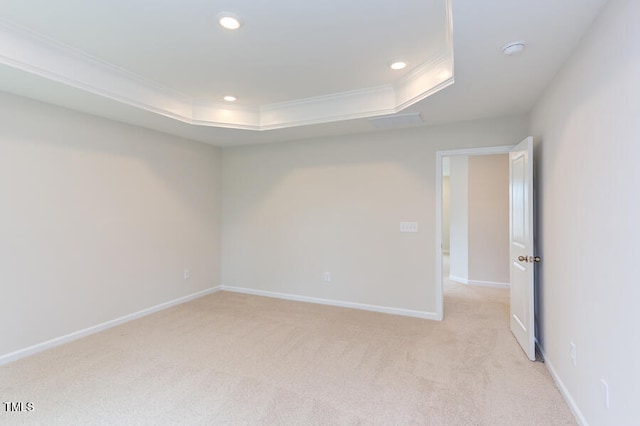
[467,279,510,288]
[537,343,588,425]
[0,286,221,366]
[448,275,509,288]
[220,285,439,320]
[1,285,436,366]
[448,275,469,284]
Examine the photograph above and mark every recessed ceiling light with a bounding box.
[223,95,237,102]
[390,61,407,70]
[217,12,242,30]
[502,41,526,56]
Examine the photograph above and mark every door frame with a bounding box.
[435,145,515,320]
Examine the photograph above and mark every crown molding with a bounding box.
[259,84,397,130]
[0,8,454,131]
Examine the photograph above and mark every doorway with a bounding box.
[435,145,514,320]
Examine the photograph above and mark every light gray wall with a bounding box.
[448,156,469,282]
[222,116,528,314]
[468,154,509,284]
[0,92,222,358]
[530,0,640,423]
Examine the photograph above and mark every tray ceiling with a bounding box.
[0,0,608,146]
[0,0,453,130]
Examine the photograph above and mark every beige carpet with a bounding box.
[1,284,575,425]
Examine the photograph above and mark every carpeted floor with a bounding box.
[1,282,575,425]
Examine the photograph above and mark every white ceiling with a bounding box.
[0,0,607,146]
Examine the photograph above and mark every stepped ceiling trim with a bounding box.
[0,6,454,131]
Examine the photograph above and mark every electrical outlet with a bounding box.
[183,268,191,280]
[323,272,331,282]
[600,378,610,409]
[570,342,576,366]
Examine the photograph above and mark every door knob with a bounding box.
[518,255,541,263]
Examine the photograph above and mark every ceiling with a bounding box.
[0,0,607,146]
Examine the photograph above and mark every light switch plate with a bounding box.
[400,222,418,232]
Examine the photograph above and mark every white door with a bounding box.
[509,137,537,360]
